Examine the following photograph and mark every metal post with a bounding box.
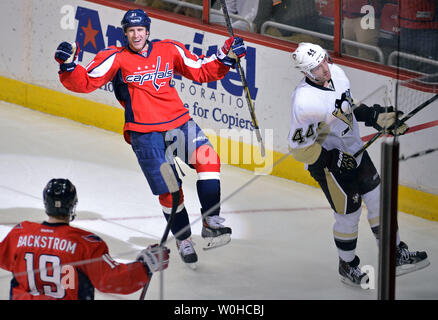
[334,0,342,56]
[202,0,210,24]
[378,139,399,300]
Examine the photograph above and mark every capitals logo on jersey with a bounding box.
[125,56,173,91]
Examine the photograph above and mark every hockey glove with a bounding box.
[308,147,357,176]
[137,244,170,274]
[217,36,246,68]
[366,104,409,136]
[55,41,79,72]
[326,148,357,175]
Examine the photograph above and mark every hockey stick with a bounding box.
[139,162,180,300]
[354,93,438,158]
[218,0,266,158]
[399,147,438,161]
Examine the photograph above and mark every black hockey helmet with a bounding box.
[43,178,78,220]
[121,9,151,32]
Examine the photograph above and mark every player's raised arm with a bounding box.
[171,36,246,83]
[55,42,120,93]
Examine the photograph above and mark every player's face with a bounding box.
[125,26,149,52]
[310,57,331,84]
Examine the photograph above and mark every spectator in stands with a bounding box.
[398,0,438,81]
[135,0,176,12]
[210,0,278,33]
[270,0,319,33]
[342,0,384,61]
[175,0,203,19]
[135,0,202,19]
[399,0,438,60]
[262,0,326,45]
[315,0,335,36]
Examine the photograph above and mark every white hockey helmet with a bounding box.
[291,42,328,79]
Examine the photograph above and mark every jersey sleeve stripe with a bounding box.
[87,53,117,78]
[173,44,217,69]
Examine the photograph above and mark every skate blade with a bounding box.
[203,234,231,251]
[185,262,197,270]
[340,276,370,290]
[396,258,430,277]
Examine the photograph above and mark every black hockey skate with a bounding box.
[396,241,430,276]
[201,215,232,250]
[339,256,369,288]
[176,237,197,269]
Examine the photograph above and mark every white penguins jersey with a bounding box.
[288,63,364,165]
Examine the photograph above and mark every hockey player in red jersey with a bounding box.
[55,9,246,267]
[0,178,169,300]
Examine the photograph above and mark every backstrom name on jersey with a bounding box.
[16,235,77,254]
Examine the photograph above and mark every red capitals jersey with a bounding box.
[0,221,149,300]
[59,40,230,143]
[399,0,438,29]
[343,0,383,18]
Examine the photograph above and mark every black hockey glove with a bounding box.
[326,148,357,174]
[355,104,409,136]
[54,41,80,73]
[309,147,357,176]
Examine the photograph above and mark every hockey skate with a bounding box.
[339,256,369,288]
[176,237,198,269]
[396,241,430,276]
[201,215,232,250]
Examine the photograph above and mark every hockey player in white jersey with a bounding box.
[288,42,430,287]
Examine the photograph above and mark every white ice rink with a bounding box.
[0,100,437,300]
